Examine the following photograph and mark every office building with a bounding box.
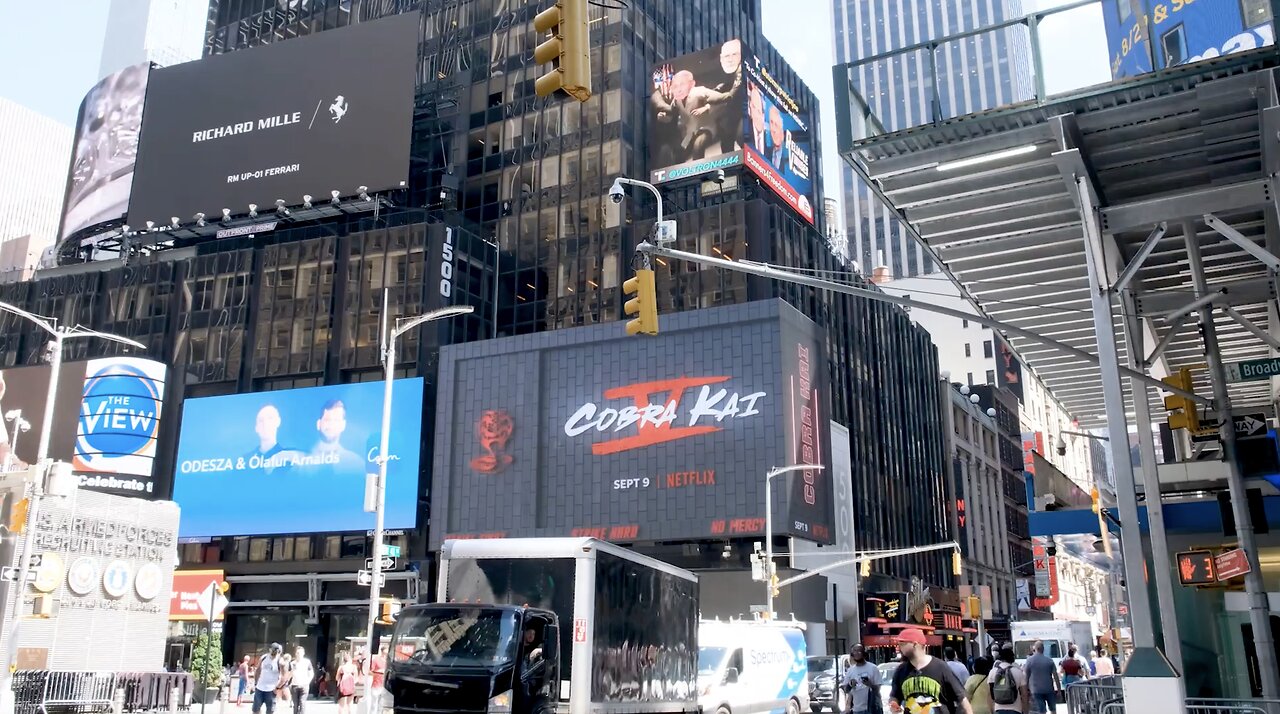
[0,99,72,253]
[99,0,205,78]
[0,0,955,664]
[829,0,1034,278]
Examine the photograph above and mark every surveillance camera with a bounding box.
[1056,436,1068,457]
[221,208,231,218]
[144,220,155,231]
[4,410,20,421]
[608,179,625,205]
[714,168,726,184]
[193,213,206,227]
[121,225,131,234]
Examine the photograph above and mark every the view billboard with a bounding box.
[1103,0,1275,78]
[127,14,417,228]
[648,39,815,224]
[0,357,168,497]
[429,299,834,547]
[172,378,424,537]
[58,62,151,242]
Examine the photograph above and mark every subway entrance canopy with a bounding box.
[833,27,1280,427]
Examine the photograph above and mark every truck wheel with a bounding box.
[786,698,801,714]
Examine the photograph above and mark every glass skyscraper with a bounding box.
[830,0,1034,278]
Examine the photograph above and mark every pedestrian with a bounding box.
[289,647,313,713]
[369,644,389,712]
[276,654,294,706]
[887,627,973,714]
[336,652,358,714]
[964,656,994,714]
[944,647,970,683]
[315,665,328,699]
[236,655,252,706]
[840,644,883,714]
[987,645,1029,714]
[252,643,284,714]
[1092,649,1115,677]
[1059,645,1088,688]
[1022,641,1061,714]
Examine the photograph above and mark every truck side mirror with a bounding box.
[724,667,739,684]
[543,626,559,663]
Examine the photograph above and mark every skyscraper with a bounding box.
[0,99,72,256]
[830,0,1033,278]
[98,0,205,79]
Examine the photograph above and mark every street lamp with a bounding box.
[361,294,473,714]
[763,464,825,619]
[0,301,144,706]
[3,410,30,473]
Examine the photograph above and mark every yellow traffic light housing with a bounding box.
[966,594,981,619]
[218,580,231,595]
[533,0,592,102]
[769,574,780,597]
[1162,367,1201,432]
[378,598,402,625]
[859,559,871,578]
[8,498,29,534]
[952,551,963,576]
[623,269,659,335]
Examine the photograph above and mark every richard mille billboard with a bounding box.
[127,14,417,228]
[429,300,834,547]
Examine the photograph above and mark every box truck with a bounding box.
[1010,620,1095,663]
[385,538,700,714]
[698,619,810,714]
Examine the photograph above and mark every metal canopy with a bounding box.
[837,49,1280,427]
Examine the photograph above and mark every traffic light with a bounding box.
[533,0,592,102]
[966,594,981,619]
[859,559,871,578]
[769,573,780,597]
[623,269,659,335]
[1090,487,1101,515]
[378,598,402,625]
[7,497,28,534]
[952,551,963,576]
[1162,367,1201,432]
[218,580,231,595]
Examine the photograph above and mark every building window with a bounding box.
[1161,24,1187,66]
[1241,0,1272,24]
[983,340,993,359]
[965,343,972,357]
[962,319,969,328]
[986,369,996,384]
[967,372,974,386]
[1116,0,1133,21]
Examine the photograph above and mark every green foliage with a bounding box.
[189,631,224,689]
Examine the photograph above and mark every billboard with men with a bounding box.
[648,39,815,224]
[171,378,425,537]
[127,14,418,228]
[0,357,168,498]
[429,299,834,547]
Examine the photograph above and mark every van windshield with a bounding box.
[698,647,728,676]
[390,607,520,668]
[808,657,837,675]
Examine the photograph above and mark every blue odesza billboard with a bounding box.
[429,300,834,547]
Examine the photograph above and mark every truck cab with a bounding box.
[385,603,561,714]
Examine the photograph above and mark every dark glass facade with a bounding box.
[0,0,955,664]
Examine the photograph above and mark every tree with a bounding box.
[189,631,224,690]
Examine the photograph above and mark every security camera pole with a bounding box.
[0,302,145,710]
[361,293,473,714]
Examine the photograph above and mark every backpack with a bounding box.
[991,664,1019,705]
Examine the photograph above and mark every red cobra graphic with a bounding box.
[470,409,514,474]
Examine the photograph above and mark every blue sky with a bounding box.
[0,0,109,125]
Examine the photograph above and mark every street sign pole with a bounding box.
[201,585,215,714]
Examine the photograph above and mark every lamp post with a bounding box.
[361,292,472,714]
[763,464,825,619]
[0,301,144,708]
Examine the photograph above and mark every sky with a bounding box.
[0,0,109,126]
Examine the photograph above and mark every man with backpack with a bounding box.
[987,646,1028,714]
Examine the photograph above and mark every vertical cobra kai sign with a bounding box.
[783,328,833,543]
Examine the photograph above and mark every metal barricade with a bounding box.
[1066,675,1125,714]
[1186,698,1280,714]
[40,671,116,713]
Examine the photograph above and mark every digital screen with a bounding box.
[1104,0,1275,79]
[0,357,168,498]
[648,40,747,184]
[430,300,833,546]
[127,14,417,228]
[59,62,151,241]
[647,39,815,224]
[1176,550,1217,585]
[172,378,424,537]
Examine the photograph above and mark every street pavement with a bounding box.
[192,698,351,714]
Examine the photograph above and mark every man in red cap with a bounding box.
[887,627,972,714]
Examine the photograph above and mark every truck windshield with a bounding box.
[391,608,520,668]
[1014,640,1063,659]
[808,657,837,675]
[698,647,727,677]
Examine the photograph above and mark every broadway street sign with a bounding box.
[1225,358,1280,383]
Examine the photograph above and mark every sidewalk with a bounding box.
[199,698,347,714]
